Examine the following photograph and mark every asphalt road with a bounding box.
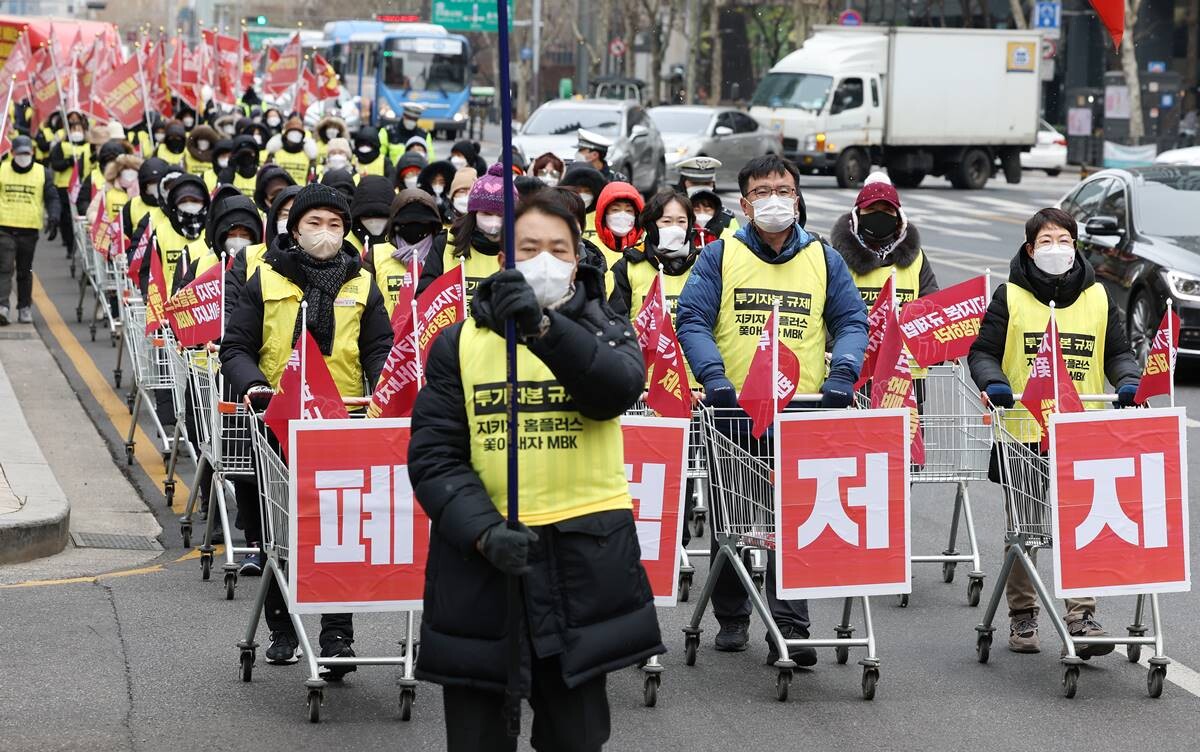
[5,166,1200,752]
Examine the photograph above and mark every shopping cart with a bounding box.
[72,216,93,317]
[120,302,195,469]
[238,407,418,724]
[973,396,1170,698]
[681,404,881,702]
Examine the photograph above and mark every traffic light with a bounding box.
[244,15,267,26]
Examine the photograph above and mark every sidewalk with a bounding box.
[0,327,161,582]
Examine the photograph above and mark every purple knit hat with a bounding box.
[467,162,517,214]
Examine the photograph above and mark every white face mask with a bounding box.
[476,213,503,238]
[402,117,417,129]
[361,218,389,237]
[120,169,138,186]
[182,116,194,128]
[695,212,713,228]
[285,130,303,144]
[606,211,635,237]
[297,228,342,260]
[575,151,592,164]
[276,219,289,235]
[578,192,594,210]
[178,201,204,215]
[325,127,340,140]
[253,134,264,146]
[539,175,559,187]
[222,124,236,135]
[686,184,714,198]
[13,154,32,168]
[266,116,281,128]
[517,251,575,309]
[146,185,160,202]
[750,195,796,234]
[453,195,470,214]
[69,130,85,144]
[196,139,211,152]
[1032,242,1075,276]
[657,225,689,253]
[218,156,230,169]
[432,183,445,196]
[326,155,349,171]
[403,175,418,190]
[225,237,252,253]
[450,155,468,169]
[357,145,373,155]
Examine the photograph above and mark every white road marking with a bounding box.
[924,253,1000,275]
[1118,645,1200,697]
[973,195,1044,212]
[919,225,1000,241]
[1187,418,1200,429]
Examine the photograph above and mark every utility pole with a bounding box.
[683,0,696,104]
[531,0,542,108]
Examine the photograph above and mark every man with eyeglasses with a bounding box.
[675,154,868,665]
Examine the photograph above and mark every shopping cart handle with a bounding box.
[343,396,372,407]
[1010,392,1118,402]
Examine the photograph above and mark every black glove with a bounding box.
[246,385,273,412]
[476,520,539,576]
[45,220,58,241]
[703,377,738,409]
[488,269,545,339]
[820,376,855,408]
[1116,383,1138,408]
[985,382,1015,409]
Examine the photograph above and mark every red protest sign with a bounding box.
[289,419,430,612]
[94,54,145,128]
[1049,408,1189,597]
[870,297,925,465]
[144,247,168,335]
[621,417,689,606]
[164,261,223,347]
[774,410,911,599]
[645,313,692,419]
[264,330,350,458]
[634,273,664,369]
[29,47,61,129]
[1135,308,1179,404]
[1019,317,1083,449]
[899,275,988,367]
[738,310,799,438]
[416,265,465,366]
[856,274,893,389]
[264,33,302,94]
[314,53,341,99]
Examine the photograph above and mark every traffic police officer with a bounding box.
[575,128,627,182]
[675,156,740,245]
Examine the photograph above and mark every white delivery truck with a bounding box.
[749,25,1043,189]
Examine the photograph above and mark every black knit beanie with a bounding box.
[286,183,352,236]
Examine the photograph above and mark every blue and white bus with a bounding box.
[374,25,471,140]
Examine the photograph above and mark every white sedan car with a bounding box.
[1155,146,1200,166]
[1021,119,1067,176]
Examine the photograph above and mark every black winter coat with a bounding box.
[967,245,1140,392]
[829,212,939,298]
[218,240,394,398]
[407,264,663,694]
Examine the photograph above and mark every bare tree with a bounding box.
[708,0,723,104]
[1120,0,1145,143]
[1010,0,1028,29]
[634,0,684,102]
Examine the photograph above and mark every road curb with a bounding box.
[0,340,70,564]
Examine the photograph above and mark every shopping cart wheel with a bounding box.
[975,632,992,663]
[399,688,415,721]
[897,594,909,608]
[684,634,699,666]
[180,524,191,549]
[835,646,849,665]
[124,443,134,465]
[966,578,984,608]
[691,513,705,539]
[678,571,691,602]
[861,667,879,700]
[643,674,660,707]
[163,480,174,507]
[224,572,236,600]
[126,392,134,412]
[200,552,212,581]
[307,689,323,723]
[775,669,791,702]
[1147,666,1166,698]
[240,650,254,682]
[942,562,956,583]
[1062,666,1079,698]
[1127,643,1142,663]
[89,324,96,342]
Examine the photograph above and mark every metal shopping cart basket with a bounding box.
[238,408,418,724]
[681,404,881,702]
[973,396,1170,698]
[120,303,195,468]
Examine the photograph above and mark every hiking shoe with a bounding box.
[0,306,9,326]
[714,619,750,652]
[319,633,357,680]
[1067,612,1114,659]
[16,307,31,324]
[265,632,299,664]
[1009,612,1040,653]
[765,625,818,667]
[238,550,263,576]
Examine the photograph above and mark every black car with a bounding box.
[1059,165,1200,361]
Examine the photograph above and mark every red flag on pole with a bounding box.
[645,314,692,419]
[164,261,224,347]
[898,275,988,366]
[88,191,108,248]
[241,31,256,89]
[296,68,320,115]
[29,47,61,129]
[367,326,422,419]
[210,32,242,104]
[0,32,34,102]
[127,229,152,286]
[94,54,146,128]
[314,53,342,99]
[415,266,466,365]
[1089,0,1124,48]
[144,248,168,335]
[1019,312,1084,448]
[264,34,302,95]
[738,309,800,438]
[856,274,894,389]
[1135,307,1180,404]
[264,330,350,459]
[869,297,925,464]
[0,78,14,159]
[633,273,665,369]
[67,160,82,205]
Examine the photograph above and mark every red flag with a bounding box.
[1090,0,1124,49]
[0,79,14,159]
[633,273,665,369]
[870,301,925,464]
[93,55,145,128]
[164,261,224,347]
[416,266,466,365]
[0,32,34,103]
[241,32,256,89]
[856,275,894,389]
[738,311,800,439]
[1135,308,1180,404]
[211,33,242,104]
[264,331,351,459]
[264,34,302,95]
[645,314,692,419]
[367,324,422,419]
[899,275,988,366]
[127,230,152,286]
[67,160,82,205]
[144,247,168,335]
[1019,316,1084,449]
[314,53,342,99]
[88,191,108,248]
[30,47,62,129]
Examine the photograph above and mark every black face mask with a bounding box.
[174,207,208,240]
[234,151,257,176]
[858,210,899,242]
[396,223,434,245]
[166,137,185,152]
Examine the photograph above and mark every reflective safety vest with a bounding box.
[272,149,311,185]
[999,283,1109,442]
[184,152,210,177]
[628,258,695,382]
[53,143,91,189]
[352,236,405,316]
[458,321,632,526]
[230,171,257,198]
[174,238,213,296]
[850,250,926,307]
[104,186,130,221]
[0,161,46,229]
[126,196,155,238]
[714,236,828,394]
[155,144,186,167]
[153,223,196,294]
[442,243,500,307]
[357,155,387,177]
[240,243,269,281]
[258,265,373,398]
[202,169,220,193]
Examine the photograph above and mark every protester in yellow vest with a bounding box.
[224,185,299,323]
[610,188,698,337]
[0,137,61,325]
[121,158,168,245]
[150,175,210,298]
[317,137,355,181]
[173,190,262,293]
[417,160,458,225]
[350,177,401,314]
[315,116,348,162]
[252,164,295,219]
[219,183,392,671]
[676,154,868,664]
[86,151,140,226]
[266,117,318,185]
[217,135,261,198]
[352,128,393,179]
[592,181,645,272]
[676,156,740,247]
[445,166,477,228]
[46,111,91,257]
[184,124,219,176]
[371,187,446,317]
[202,139,234,193]
[416,163,511,302]
[408,189,662,750]
[154,121,188,168]
[967,207,1141,657]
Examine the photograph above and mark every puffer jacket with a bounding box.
[407,263,662,694]
[592,181,645,254]
[829,212,939,298]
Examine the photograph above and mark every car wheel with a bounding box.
[1127,289,1158,365]
[1045,168,1062,177]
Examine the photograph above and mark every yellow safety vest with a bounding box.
[1000,283,1109,442]
[258,266,372,398]
[126,196,155,237]
[442,244,500,307]
[458,321,632,526]
[357,155,387,177]
[173,238,214,296]
[104,186,129,221]
[850,250,926,307]
[153,223,195,294]
[53,143,91,189]
[240,243,269,281]
[155,144,186,167]
[0,161,46,229]
[184,152,211,177]
[202,169,220,193]
[272,149,311,185]
[351,236,404,316]
[232,171,256,198]
[714,236,828,394]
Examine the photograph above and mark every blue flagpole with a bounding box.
[496,0,523,738]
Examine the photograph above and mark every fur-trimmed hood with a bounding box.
[186,125,220,162]
[316,116,348,144]
[103,154,144,184]
[829,211,923,275]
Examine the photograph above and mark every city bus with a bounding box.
[374,24,471,140]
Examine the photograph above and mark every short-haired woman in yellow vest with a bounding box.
[968,207,1141,657]
[408,189,662,751]
[0,136,61,325]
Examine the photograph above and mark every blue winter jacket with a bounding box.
[676,221,869,391]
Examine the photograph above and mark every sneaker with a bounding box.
[16,307,31,324]
[714,619,750,652]
[1067,612,1114,659]
[265,631,300,664]
[1008,611,1041,653]
[765,625,818,667]
[319,633,357,680]
[238,550,263,576]
[0,306,8,326]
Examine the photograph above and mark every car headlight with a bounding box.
[1165,270,1200,302]
[453,112,465,122]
